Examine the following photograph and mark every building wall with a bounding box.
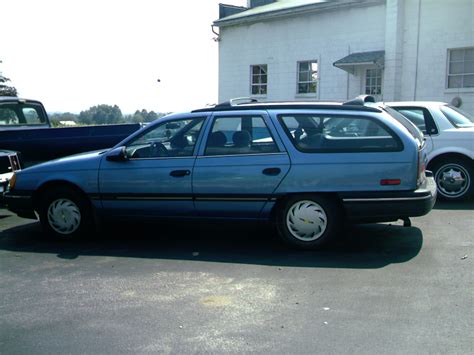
[400,0,473,113]
[218,4,386,102]
[218,0,474,113]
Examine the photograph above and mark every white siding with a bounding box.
[400,0,474,113]
[218,4,386,102]
[218,0,474,114]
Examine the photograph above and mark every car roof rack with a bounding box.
[191,96,381,113]
[213,97,259,109]
[343,95,376,106]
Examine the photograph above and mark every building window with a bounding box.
[365,68,382,96]
[447,47,474,88]
[250,65,267,95]
[297,61,318,94]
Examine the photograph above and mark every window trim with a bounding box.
[296,60,318,95]
[446,47,474,89]
[277,113,404,154]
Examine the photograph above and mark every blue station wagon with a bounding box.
[5,96,437,249]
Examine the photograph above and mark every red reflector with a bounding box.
[381,179,401,186]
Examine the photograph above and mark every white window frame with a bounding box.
[250,64,268,96]
[296,60,318,95]
[364,68,383,98]
[447,47,474,89]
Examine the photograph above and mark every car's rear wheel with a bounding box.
[39,186,93,239]
[276,195,341,249]
[432,157,473,201]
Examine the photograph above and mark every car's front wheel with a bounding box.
[276,195,341,249]
[432,157,473,201]
[39,186,93,239]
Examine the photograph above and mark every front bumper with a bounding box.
[340,173,437,223]
[4,190,37,219]
[0,173,13,207]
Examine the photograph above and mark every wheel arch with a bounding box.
[32,180,92,211]
[269,192,344,222]
[428,152,474,171]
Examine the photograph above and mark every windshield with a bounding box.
[440,105,474,128]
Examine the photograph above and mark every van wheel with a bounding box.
[432,158,473,201]
[276,195,341,249]
[39,187,93,239]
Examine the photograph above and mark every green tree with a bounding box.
[79,104,123,125]
[0,60,18,97]
[49,112,79,127]
[131,110,145,123]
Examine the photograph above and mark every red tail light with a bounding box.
[381,179,401,186]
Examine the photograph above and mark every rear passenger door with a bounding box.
[193,112,290,218]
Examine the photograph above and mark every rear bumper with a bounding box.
[340,173,437,223]
[4,191,37,219]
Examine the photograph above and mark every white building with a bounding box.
[214,0,474,113]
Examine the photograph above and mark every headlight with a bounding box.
[9,173,17,190]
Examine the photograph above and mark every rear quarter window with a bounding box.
[278,114,403,153]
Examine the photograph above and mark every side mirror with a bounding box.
[106,146,128,162]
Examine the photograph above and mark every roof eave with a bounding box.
[213,0,384,27]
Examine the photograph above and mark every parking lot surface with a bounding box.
[1,202,473,354]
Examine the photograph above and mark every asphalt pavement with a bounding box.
[0,202,473,354]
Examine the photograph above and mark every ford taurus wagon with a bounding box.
[5,96,437,249]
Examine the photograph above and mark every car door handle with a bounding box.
[262,167,281,176]
[170,170,191,177]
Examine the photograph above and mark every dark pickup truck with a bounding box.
[0,96,141,164]
[0,96,142,202]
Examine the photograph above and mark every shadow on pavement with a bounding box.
[0,219,423,269]
[434,200,474,211]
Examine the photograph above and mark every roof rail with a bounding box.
[343,95,375,106]
[214,97,259,109]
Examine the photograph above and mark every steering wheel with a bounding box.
[150,142,168,157]
[294,127,304,144]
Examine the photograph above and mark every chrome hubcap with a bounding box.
[435,164,470,198]
[286,200,327,241]
[47,198,81,235]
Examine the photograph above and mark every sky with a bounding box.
[0,0,247,114]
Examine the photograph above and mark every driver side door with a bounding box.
[98,115,206,218]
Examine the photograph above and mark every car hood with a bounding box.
[444,126,474,133]
[20,149,107,174]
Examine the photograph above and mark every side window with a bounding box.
[0,108,19,125]
[125,117,205,159]
[205,116,279,156]
[279,114,401,152]
[22,107,43,124]
[395,108,426,132]
[392,107,438,134]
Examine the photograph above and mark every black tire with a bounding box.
[39,186,94,240]
[276,194,341,249]
[432,157,474,201]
